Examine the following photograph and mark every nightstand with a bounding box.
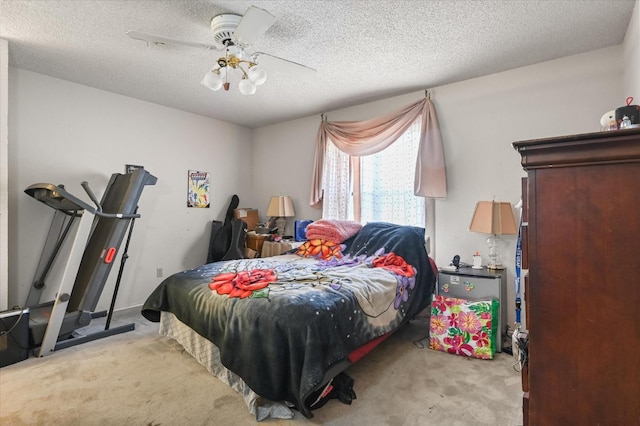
[245,232,270,255]
[261,240,302,257]
[437,266,507,352]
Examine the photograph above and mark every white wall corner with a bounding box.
[0,38,8,310]
[623,0,640,100]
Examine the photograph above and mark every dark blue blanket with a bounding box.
[142,222,436,418]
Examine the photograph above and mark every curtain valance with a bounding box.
[310,97,447,208]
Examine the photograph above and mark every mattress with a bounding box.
[159,311,295,421]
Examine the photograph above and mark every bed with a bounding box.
[142,222,437,420]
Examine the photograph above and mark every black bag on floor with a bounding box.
[306,372,357,410]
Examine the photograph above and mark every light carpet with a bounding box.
[0,309,523,425]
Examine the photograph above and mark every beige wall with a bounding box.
[0,39,7,310]
[624,0,640,100]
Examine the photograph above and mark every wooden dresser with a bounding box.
[513,128,640,426]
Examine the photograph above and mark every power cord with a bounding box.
[0,306,29,351]
[0,306,26,337]
[511,327,529,372]
[413,332,429,349]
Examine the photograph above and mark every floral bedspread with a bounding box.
[142,222,435,418]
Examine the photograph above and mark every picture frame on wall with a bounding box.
[187,170,210,208]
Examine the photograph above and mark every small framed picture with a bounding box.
[187,170,210,208]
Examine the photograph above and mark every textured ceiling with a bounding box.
[0,1,636,128]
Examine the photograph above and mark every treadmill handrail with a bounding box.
[94,211,141,219]
[81,181,102,213]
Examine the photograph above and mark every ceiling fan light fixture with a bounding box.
[129,6,316,98]
[210,13,243,49]
[201,70,223,91]
[247,65,267,86]
[238,77,257,95]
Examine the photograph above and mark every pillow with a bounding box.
[429,294,499,359]
[305,219,362,244]
[296,238,345,260]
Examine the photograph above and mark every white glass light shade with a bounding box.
[238,78,257,95]
[247,65,267,86]
[201,71,223,91]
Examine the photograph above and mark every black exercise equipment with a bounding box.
[24,168,156,357]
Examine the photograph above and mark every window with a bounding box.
[322,118,425,226]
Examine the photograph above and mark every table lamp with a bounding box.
[266,195,295,236]
[469,200,517,269]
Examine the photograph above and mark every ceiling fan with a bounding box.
[127,6,316,95]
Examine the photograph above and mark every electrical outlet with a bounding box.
[156,268,163,278]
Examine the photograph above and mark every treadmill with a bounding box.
[24,168,157,357]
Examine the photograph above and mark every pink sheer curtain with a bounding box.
[309,97,447,208]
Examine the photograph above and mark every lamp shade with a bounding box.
[266,196,295,217]
[469,201,517,235]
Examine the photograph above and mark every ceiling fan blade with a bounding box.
[254,53,317,77]
[126,30,220,51]
[232,6,276,47]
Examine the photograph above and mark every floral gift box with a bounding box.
[429,294,499,359]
